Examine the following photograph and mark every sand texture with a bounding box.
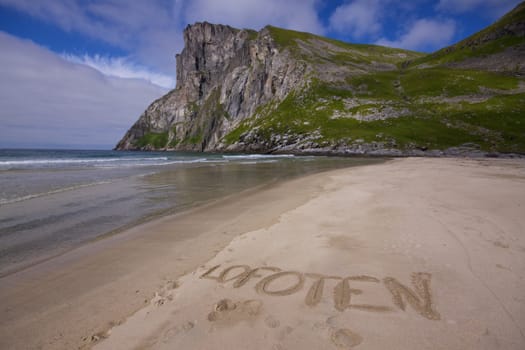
[1,158,525,349]
[94,158,525,350]
[0,172,328,349]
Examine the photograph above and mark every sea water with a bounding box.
[0,149,381,276]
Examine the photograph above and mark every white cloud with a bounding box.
[329,0,382,38]
[62,54,175,89]
[182,0,325,34]
[437,0,522,17]
[0,32,168,148]
[0,0,184,75]
[376,18,456,52]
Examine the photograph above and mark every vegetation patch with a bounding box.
[347,71,400,99]
[181,132,204,146]
[400,68,520,97]
[224,121,251,144]
[134,132,168,149]
[168,137,179,148]
[245,29,258,41]
[265,25,423,65]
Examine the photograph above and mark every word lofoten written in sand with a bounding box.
[200,264,440,320]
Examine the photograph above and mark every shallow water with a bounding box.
[0,149,383,276]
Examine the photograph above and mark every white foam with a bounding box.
[222,154,294,160]
[94,158,214,168]
[0,157,169,167]
[0,180,113,205]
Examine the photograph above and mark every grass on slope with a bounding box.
[399,68,520,96]
[224,68,525,153]
[224,84,475,150]
[265,26,424,65]
[346,68,519,98]
[135,132,169,149]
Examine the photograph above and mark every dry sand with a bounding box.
[2,157,525,349]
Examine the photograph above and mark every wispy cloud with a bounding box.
[182,0,325,34]
[0,0,183,75]
[61,54,175,89]
[437,0,522,17]
[0,32,167,148]
[329,0,383,38]
[376,18,456,52]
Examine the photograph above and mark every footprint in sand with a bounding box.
[161,321,194,343]
[331,328,363,348]
[207,298,262,324]
[493,240,509,248]
[166,280,180,290]
[277,325,294,340]
[264,315,280,329]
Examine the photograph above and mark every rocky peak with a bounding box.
[116,22,307,151]
[175,22,251,101]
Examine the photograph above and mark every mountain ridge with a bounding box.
[116,3,525,156]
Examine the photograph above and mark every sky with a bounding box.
[0,0,522,149]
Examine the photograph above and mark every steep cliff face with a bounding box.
[116,23,309,151]
[117,4,525,155]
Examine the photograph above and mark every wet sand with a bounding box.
[2,158,525,349]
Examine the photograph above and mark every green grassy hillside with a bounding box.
[266,26,424,67]
[222,4,525,154]
[226,70,524,153]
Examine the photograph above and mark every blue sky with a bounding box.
[0,0,522,149]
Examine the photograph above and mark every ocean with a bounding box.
[0,149,381,277]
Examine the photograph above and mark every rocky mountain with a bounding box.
[116,3,525,156]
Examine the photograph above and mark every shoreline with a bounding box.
[116,147,525,159]
[2,157,525,349]
[0,153,373,279]
[0,177,285,280]
[0,161,368,350]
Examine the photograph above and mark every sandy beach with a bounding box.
[2,157,525,349]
